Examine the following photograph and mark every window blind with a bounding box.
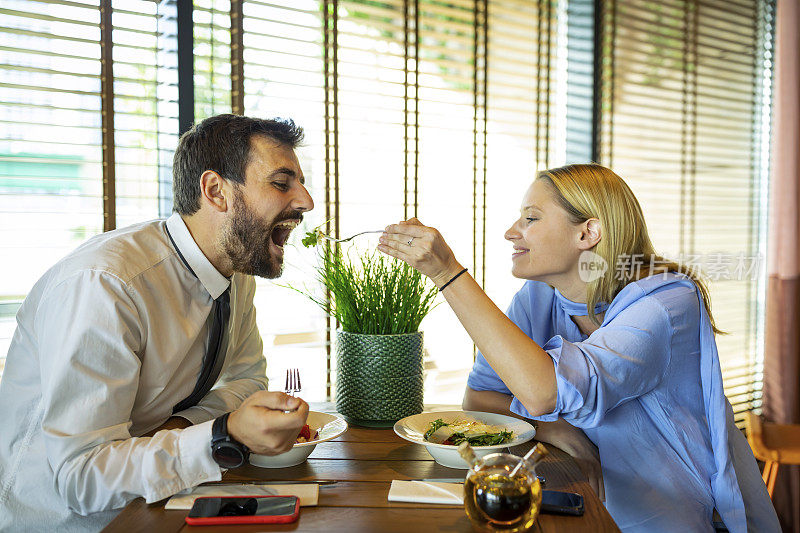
[112,0,179,227]
[4,0,770,415]
[0,0,104,370]
[194,0,232,119]
[234,0,562,402]
[565,0,593,163]
[0,0,564,395]
[0,0,225,377]
[598,0,776,425]
[241,0,330,400]
[413,0,488,399]
[485,0,560,310]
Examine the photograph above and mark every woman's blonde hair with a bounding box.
[537,163,722,334]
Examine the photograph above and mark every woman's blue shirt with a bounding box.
[467,274,778,532]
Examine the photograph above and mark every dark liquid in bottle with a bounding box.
[464,471,541,531]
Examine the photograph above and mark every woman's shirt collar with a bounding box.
[553,286,609,317]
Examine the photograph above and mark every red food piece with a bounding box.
[299,424,311,440]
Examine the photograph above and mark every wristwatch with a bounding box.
[211,413,249,469]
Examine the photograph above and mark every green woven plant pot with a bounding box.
[337,354,422,379]
[336,374,424,401]
[335,330,424,427]
[336,396,424,423]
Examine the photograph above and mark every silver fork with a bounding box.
[284,368,301,397]
[318,230,384,243]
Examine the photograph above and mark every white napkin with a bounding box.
[165,484,319,509]
[387,480,463,505]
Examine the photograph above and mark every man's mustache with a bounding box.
[273,211,304,225]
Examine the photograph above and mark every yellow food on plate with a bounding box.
[424,418,514,446]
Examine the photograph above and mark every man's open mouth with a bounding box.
[270,219,299,248]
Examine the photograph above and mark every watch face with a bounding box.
[213,442,245,469]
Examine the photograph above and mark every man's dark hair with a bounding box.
[172,114,304,215]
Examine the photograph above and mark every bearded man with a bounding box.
[0,114,314,531]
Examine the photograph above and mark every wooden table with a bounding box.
[105,415,619,532]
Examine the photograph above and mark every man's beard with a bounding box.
[221,190,301,279]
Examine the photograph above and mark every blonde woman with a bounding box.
[378,164,778,533]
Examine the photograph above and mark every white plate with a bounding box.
[393,410,535,469]
[249,411,348,468]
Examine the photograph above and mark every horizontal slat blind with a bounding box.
[565,0,593,163]
[694,0,773,424]
[599,0,775,425]
[232,0,563,402]
[414,0,484,400]
[324,0,419,398]
[335,0,406,230]
[0,0,228,377]
[485,0,558,315]
[0,0,103,368]
[194,0,232,119]
[234,0,564,402]
[242,0,329,400]
[112,0,179,226]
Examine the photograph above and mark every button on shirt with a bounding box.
[0,213,268,532]
[468,274,779,532]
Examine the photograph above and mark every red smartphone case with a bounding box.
[184,495,300,526]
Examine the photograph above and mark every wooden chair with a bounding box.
[744,411,800,497]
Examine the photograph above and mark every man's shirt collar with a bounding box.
[166,212,230,299]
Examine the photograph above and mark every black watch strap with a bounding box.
[211,412,231,443]
[211,413,249,468]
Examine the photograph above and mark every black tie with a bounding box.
[166,224,232,414]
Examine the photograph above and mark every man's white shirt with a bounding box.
[0,213,268,532]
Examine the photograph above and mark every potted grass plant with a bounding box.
[297,234,437,427]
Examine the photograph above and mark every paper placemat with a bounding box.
[165,484,319,510]
[388,480,463,505]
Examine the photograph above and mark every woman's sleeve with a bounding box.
[510,295,674,428]
[466,287,534,395]
[466,352,513,394]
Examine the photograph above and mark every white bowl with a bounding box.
[249,411,348,468]
[393,410,535,469]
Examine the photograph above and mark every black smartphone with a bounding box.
[540,490,584,516]
[185,495,300,526]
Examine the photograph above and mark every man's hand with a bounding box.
[226,391,309,455]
